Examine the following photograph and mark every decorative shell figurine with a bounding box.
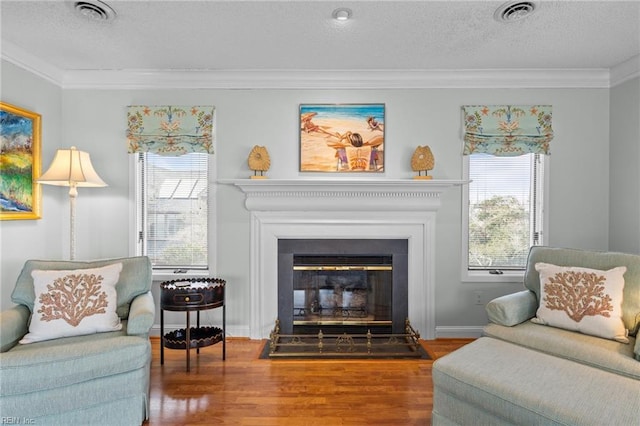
[248,145,270,179]
[411,145,435,180]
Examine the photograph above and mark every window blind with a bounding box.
[468,153,542,270]
[462,105,553,156]
[141,152,208,269]
[127,105,214,155]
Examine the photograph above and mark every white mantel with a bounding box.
[220,179,466,211]
[220,179,466,339]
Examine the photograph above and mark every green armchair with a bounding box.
[0,256,154,425]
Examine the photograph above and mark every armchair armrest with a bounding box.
[126,291,155,336]
[486,290,538,326]
[0,305,30,352]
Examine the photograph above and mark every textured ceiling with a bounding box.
[1,0,639,73]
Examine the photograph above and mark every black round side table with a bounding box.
[160,278,225,372]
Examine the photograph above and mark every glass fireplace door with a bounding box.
[292,255,392,328]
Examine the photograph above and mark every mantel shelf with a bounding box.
[218,178,469,212]
[219,178,468,187]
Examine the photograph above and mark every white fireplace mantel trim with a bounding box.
[219,179,467,211]
[220,179,466,339]
[249,211,436,340]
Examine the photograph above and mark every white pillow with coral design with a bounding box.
[20,263,123,344]
[531,262,628,343]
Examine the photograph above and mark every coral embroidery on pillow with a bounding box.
[533,262,628,343]
[37,273,110,327]
[20,263,122,344]
[542,270,613,323]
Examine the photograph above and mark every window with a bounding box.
[135,152,210,273]
[462,153,546,280]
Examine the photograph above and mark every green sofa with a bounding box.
[432,247,640,425]
[0,257,154,425]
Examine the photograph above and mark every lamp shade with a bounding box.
[38,146,107,187]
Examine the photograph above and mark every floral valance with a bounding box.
[462,105,553,156]
[127,105,214,156]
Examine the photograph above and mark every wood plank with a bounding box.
[145,337,473,425]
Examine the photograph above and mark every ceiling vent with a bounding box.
[494,1,538,22]
[73,1,117,22]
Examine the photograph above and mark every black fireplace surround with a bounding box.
[278,239,408,334]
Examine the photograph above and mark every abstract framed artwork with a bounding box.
[0,102,41,220]
[300,104,385,172]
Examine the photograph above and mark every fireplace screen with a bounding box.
[292,255,392,327]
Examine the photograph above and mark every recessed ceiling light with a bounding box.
[494,1,538,23]
[72,1,117,22]
[332,8,352,21]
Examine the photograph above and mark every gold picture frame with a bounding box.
[0,102,42,220]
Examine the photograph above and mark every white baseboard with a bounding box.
[435,326,484,339]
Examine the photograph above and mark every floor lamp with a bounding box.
[38,146,107,260]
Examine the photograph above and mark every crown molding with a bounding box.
[610,54,640,87]
[1,40,64,86]
[1,40,630,90]
[57,68,611,90]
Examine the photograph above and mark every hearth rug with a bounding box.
[260,319,431,360]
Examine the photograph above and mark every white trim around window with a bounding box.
[460,155,550,283]
[129,154,217,281]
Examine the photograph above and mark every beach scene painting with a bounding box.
[0,102,41,220]
[300,104,384,172]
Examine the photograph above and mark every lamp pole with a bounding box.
[69,182,78,260]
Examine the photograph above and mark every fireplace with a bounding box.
[221,178,465,339]
[278,239,408,334]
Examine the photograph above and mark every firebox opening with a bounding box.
[293,255,393,333]
[278,239,408,335]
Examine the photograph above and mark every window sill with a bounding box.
[462,270,525,284]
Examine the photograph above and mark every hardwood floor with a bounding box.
[145,337,473,425]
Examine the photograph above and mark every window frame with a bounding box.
[461,153,549,283]
[129,153,216,281]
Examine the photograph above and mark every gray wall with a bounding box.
[609,76,640,254]
[2,60,622,337]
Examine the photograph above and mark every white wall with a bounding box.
[609,76,640,254]
[1,61,64,306]
[1,62,615,337]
